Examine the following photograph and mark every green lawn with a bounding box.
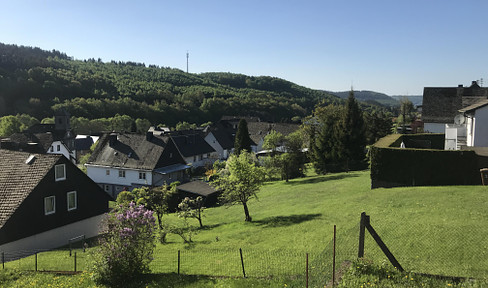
[3,170,488,287]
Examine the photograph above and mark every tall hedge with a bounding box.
[370,134,481,188]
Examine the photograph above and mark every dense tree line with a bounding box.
[0,43,342,126]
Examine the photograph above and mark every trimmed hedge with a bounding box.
[370,134,481,188]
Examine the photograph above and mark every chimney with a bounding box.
[109,133,118,147]
[458,84,463,88]
[146,131,153,141]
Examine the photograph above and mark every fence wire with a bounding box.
[2,215,488,286]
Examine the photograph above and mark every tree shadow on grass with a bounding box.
[253,213,322,228]
[285,173,360,186]
[123,273,218,288]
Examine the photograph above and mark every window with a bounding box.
[106,170,110,175]
[104,185,111,192]
[193,156,196,162]
[67,191,77,211]
[55,164,66,181]
[50,146,54,152]
[118,170,126,178]
[57,145,61,151]
[44,196,55,215]
[139,172,146,180]
[169,153,173,158]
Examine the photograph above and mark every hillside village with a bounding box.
[1,44,488,287]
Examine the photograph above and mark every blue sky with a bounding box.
[2,0,487,95]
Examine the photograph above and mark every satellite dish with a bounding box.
[454,114,465,125]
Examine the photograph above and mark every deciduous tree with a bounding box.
[212,151,265,222]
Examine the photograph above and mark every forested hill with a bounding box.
[330,90,399,107]
[0,43,340,126]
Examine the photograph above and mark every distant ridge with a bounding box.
[328,90,400,107]
[391,95,423,106]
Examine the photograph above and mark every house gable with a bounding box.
[0,150,110,245]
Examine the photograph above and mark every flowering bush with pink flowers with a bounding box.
[92,202,156,285]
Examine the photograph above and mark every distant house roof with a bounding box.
[5,132,56,153]
[177,180,219,197]
[170,133,216,158]
[206,122,236,150]
[87,133,175,170]
[74,136,94,151]
[422,81,488,124]
[247,122,300,146]
[0,150,60,228]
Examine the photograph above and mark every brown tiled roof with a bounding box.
[247,122,300,145]
[0,150,60,228]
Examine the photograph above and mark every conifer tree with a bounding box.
[234,119,252,154]
[337,90,366,170]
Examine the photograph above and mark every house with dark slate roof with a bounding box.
[459,99,488,148]
[247,122,300,153]
[167,130,217,168]
[85,132,189,199]
[422,81,488,133]
[0,149,110,259]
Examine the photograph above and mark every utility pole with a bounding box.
[186,51,189,73]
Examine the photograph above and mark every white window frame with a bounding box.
[44,196,56,215]
[106,169,110,175]
[55,164,66,181]
[139,172,146,180]
[118,170,126,178]
[67,191,77,211]
[57,144,61,151]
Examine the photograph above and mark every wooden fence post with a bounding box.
[177,250,180,275]
[358,212,367,258]
[35,253,38,271]
[333,225,336,286]
[2,252,4,269]
[306,253,309,288]
[239,248,246,278]
[365,222,404,272]
[74,252,77,272]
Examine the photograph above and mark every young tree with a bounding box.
[262,130,284,155]
[397,98,415,134]
[0,115,22,137]
[212,151,265,222]
[92,202,156,285]
[281,130,306,180]
[234,119,252,154]
[178,196,206,228]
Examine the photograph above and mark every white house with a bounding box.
[85,132,190,199]
[460,99,488,147]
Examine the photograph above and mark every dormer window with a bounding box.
[118,170,126,178]
[55,164,66,181]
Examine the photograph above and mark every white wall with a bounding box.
[86,165,152,186]
[204,133,226,159]
[0,214,105,261]
[473,106,488,147]
[48,141,76,163]
[424,123,446,133]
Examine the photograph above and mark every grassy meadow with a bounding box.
[2,169,488,287]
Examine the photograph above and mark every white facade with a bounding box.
[184,153,217,168]
[47,141,76,163]
[204,132,232,159]
[0,214,105,261]
[466,105,488,147]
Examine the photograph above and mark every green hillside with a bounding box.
[330,90,400,107]
[0,43,340,126]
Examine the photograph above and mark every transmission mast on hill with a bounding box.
[186,51,189,73]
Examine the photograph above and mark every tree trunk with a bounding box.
[242,202,252,222]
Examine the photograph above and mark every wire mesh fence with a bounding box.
[2,212,488,286]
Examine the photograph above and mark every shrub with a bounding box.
[91,202,156,285]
